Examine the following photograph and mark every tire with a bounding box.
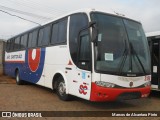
[15,70,23,85]
[56,77,70,101]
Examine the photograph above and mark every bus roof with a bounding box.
[146,31,160,37]
[8,8,140,40]
[43,8,140,26]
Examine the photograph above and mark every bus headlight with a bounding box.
[95,81,115,88]
[144,81,151,87]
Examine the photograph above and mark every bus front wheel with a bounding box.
[56,77,70,101]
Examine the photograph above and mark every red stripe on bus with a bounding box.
[5,61,25,63]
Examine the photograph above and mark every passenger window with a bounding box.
[14,37,20,50]
[38,29,43,46]
[43,25,51,45]
[28,33,33,48]
[51,23,58,44]
[58,20,67,43]
[10,39,14,51]
[38,25,51,46]
[32,30,38,47]
[51,18,67,44]
[6,40,10,51]
[28,30,38,48]
[20,34,28,49]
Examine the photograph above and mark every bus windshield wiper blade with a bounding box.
[118,39,128,75]
[130,43,146,75]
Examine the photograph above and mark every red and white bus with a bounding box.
[5,9,151,101]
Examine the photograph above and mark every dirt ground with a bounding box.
[0,75,160,120]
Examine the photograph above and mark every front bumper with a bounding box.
[90,82,151,101]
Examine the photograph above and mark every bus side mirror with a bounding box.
[89,21,98,43]
[92,27,98,43]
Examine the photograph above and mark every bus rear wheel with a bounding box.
[56,77,70,101]
[16,71,23,85]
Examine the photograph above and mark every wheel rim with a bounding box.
[58,81,66,96]
[16,73,19,83]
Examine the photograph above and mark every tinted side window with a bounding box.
[20,34,28,49]
[51,18,67,44]
[58,19,67,43]
[28,33,33,48]
[69,14,88,65]
[10,39,15,51]
[38,29,43,46]
[6,40,10,51]
[14,37,20,50]
[38,25,51,46]
[43,25,51,45]
[28,30,38,48]
[32,30,38,47]
[51,23,58,44]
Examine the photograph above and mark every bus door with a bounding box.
[67,31,92,100]
[150,39,160,90]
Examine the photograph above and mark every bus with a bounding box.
[4,9,151,101]
[146,31,160,91]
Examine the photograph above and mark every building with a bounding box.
[0,39,5,75]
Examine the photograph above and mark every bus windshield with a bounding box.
[91,12,151,76]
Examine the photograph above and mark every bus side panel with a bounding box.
[43,45,92,100]
[4,49,46,85]
[4,62,17,77]
[4,51,25,78]
[44,46,69,89]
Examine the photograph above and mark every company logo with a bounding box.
[129,82,133,87]
[28,49,41,72]
[24,48,46,83]
[79,84,88,95]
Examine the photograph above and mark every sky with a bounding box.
[0,0,160,40]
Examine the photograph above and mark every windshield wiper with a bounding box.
[130,43,146,75]
[118,38,128,75]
